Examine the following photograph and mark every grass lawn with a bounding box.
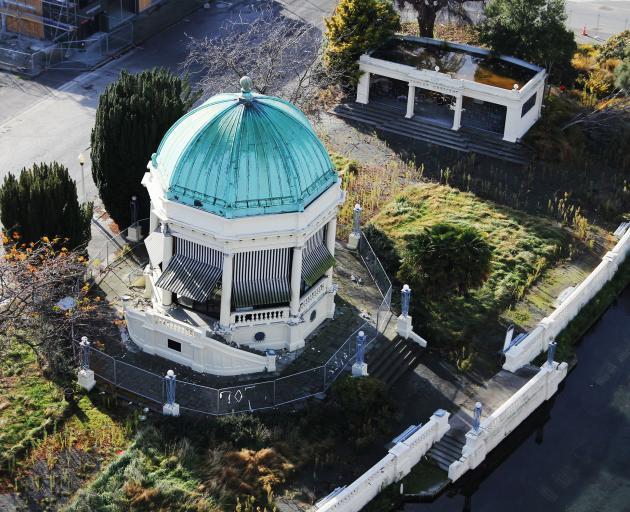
[0,344,68,472]
[369,183,575,372]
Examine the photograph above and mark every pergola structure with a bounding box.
[125,77,345,376]
[356,36,547,142]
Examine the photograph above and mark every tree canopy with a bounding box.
[399,222,492,297]
[0,162,92,248]
[614,49,630,93]
[324,0,400,88]
[91,68,198,228]
[478,0,576,82]
[598,30,630,62]
[395,0,483,38]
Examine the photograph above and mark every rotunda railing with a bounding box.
[76,228,393,416]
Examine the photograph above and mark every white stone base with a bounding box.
[162,403,180,416]
[78,369,96,392]
[352,362,369,377]
[348,232,360,250]
[396,314,413,339]
[127,225,143,242]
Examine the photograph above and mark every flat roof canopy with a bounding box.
[371,38,537,90]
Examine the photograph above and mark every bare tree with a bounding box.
[183,3,346,116]
[396,0,485,38]
[0,236,113,377]
[561,92,630,134]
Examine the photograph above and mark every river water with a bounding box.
[407,287,630,512]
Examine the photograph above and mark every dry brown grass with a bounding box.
[216,447,294,498]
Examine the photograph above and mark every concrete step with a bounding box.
[437,435,465,451]
[368,339,405,376]
[372,343,412,381]
[428,450,456,472]
[428,432,466,471]
[332,103,531,165]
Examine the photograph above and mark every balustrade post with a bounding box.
[473,402,483,433]
[396,284,414,339]
[77,336,96,391]
[162,369,180,416]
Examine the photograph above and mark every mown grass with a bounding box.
[0,343,68,471]
[369,183,573,367]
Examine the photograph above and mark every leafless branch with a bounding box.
[561,92,630,133]
[182,3,347,117]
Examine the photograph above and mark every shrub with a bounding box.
[363,223,401,278]
[399,222,492,297]
[324,0,400,88]
[598,29,630,62]
[329,375,396,447]
[0,162,92,248]
[91,68,198,228]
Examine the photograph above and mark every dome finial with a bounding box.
[240,76,253,94]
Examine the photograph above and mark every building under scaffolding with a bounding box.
[0,0,157,44]
[0,0,160,74]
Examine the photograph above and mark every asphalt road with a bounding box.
[0,0,624,248]
[0,0,336,251]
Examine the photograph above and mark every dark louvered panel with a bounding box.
[155,254,222,303]
[302,245,335,287]
[233,279,291,308]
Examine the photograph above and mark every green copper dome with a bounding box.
[152,78,338,219]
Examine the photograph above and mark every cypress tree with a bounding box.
[91,68,198,228]
[0,162,93,248]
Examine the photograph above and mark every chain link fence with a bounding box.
[0,19,133,76]
[78,230,392,416]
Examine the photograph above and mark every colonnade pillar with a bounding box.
[160,223,173,307]
[149,204,159,233]
[219,253,233,328]
[405,83,416,119]
[452,94,463,131]
[356,71,370,104]
[290,246,303,316]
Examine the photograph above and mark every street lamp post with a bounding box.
[78,153,85,203]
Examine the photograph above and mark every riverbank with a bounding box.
[405,285,630,511]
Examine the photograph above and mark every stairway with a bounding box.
[427,430,466,471]
[367,337,424,387]
[331,103,531,165]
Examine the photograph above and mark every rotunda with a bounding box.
[125,77,345,376]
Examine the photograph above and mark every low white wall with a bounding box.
[504,229,630,372]
[448,361,568,481]
[126,308,274,376]
[313,410,450,512]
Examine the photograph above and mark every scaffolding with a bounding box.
[0,0,83,44]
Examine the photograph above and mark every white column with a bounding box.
[219,253,233,328]
[290,246,303,316]
[452,94,463,131]
[149,204,158,233]
[356,71,370,104]
[326,217,337,259]
[503,104,522,142]
[161,224,173,307]
[405,83,416,119]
